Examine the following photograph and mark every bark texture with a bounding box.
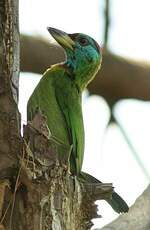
[19,121,113,230]
[0,1,22,229]
[0,0,20,181]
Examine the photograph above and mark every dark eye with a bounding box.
[78,37,89,46]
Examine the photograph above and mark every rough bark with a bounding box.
[101,185,150,230]
[0,0,20,182]
[0,1,21,229]
[20,35,150,107]
[19,120,113,230]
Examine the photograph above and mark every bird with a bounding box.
[27,27,129,213]
[27,27,102,174]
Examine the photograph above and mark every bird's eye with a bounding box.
[78,37,89,46]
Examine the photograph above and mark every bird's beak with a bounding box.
[47,27,75,51]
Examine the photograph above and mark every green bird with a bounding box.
[27,27,101,174]
[27,27,129,213]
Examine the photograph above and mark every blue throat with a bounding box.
[65,50,101,91]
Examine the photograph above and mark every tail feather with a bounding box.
[106,191,129,213]
[79,172,129,213]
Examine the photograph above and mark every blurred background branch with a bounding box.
[20,35,150,109]
[103,0,110,49]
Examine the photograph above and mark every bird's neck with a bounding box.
[65,58,100,91]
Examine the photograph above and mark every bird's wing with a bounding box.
[55,72,84,175]
[27,66,71,145]
[27,66,84,174]
[27,68,53,122]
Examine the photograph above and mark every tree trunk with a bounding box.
[21,121,112,230]
[0,0,20,192]
[0,0,21,228]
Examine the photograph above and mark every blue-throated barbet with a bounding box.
[27,27,129,213]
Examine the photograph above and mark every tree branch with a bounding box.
[21,35,150,107]
[103,0,110,49]
[101,185,150,230]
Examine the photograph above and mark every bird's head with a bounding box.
[47,27,102,90]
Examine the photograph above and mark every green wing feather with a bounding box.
[54,72,85,174]
[27,65,84,174]
[27,66,70,145]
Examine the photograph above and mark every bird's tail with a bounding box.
[106,191,129,213]
[79,172,129,213]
